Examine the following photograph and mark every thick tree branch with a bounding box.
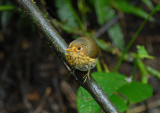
[16,0,120,112]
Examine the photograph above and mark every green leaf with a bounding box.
[77,87,101,113]
[156,4,160,12]
[110,94,128,112]
[137,45,154,59]
[92,72,128,96]
[55,0,78,28]
[0,5,15,11]
[117,1,154,22]
[108,23,125,50]
[95,39,110,50]
[53,19,81,33]
[118,82,153,103]
[77,72,128,113]
[142,0,154,10]
[92,0,115,25]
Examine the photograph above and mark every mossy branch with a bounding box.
[16,0,120,112]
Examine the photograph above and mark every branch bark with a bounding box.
[16,0,120,112]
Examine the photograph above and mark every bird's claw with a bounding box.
[83,70,90,84]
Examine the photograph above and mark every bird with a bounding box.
[65,37,100,83]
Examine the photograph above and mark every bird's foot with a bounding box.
[83,70,90,83]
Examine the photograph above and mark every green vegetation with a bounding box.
[1,0,160,112]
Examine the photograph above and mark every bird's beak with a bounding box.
[65,48,74,52]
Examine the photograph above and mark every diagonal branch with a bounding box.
[16,0,120,112]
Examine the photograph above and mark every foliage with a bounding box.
[77,72,153,112]
[108,23,124,50]
[77,44,158,112]
[116,0,154,22]
[136,45,154,59]
[54,0,155,51]
[1,0,160,113]
[55,0,79,29]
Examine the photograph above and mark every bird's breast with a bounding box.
[66,51,97,71]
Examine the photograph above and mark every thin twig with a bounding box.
[94,15,120,38]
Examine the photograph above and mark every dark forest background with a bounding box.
[0,0,160,113]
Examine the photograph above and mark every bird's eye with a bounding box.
[77,47,82,50]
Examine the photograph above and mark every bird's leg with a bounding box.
[83,70,90,83]
[87,70,90,80]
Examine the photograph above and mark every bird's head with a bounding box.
[65,40,87,56]
[65,37,100,58]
